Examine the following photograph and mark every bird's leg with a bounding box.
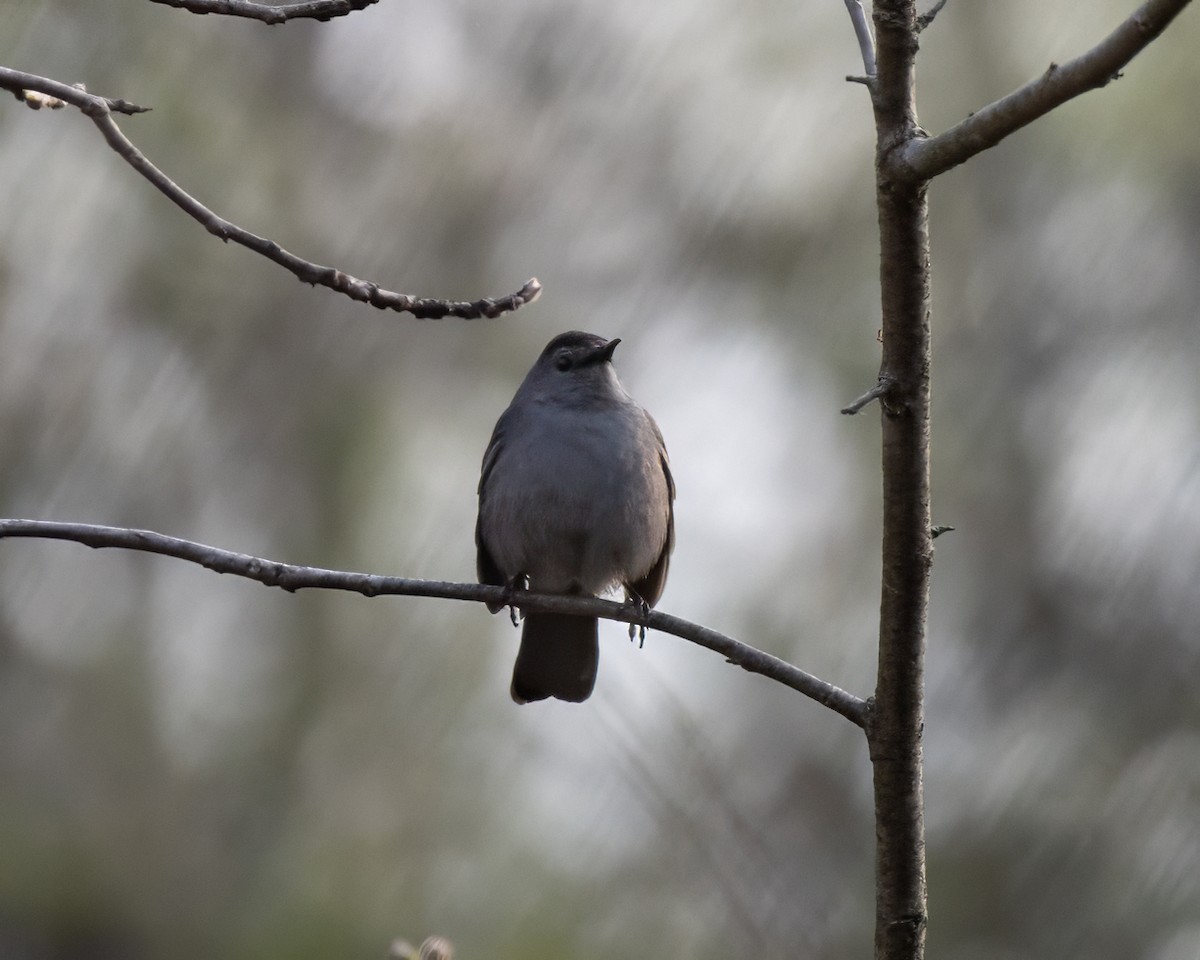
[623,588,651,648]
[503,574,529,627]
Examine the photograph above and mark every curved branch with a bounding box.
[148,0,379,23]
[897,0,1193,181]
[0,519,869,728]
[0,67,542,320]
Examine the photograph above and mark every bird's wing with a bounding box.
[629,418,675,607]
[476,414,509,588]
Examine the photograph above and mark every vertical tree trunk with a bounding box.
[868,3,931,959]
[870,178,931,960]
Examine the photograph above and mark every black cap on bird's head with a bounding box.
[537,331,621,373]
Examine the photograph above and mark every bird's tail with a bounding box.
[511,613,599,703]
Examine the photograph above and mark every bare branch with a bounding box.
[897,0,1194,181]
[841,377,894,415]
[2,68,150,114]
[916,0,948,32]
[843,0,878,79]
[0,519,870,728]
[148,0,379,23]
[0,66,542,320]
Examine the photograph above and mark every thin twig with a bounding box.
[841,377,892,415]
[2,70,150,114]
[843,0,878,79]
[0,66,542,320]
[916,0,949,32]
[898,0,1194,180]
[148,0,379,24]
[0,519,870,728]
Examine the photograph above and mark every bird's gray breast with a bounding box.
[479,398,669,596]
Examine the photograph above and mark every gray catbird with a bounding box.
[476,331,675,703]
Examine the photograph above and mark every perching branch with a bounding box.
[148,0,379,23]
[0,519,870,729]
[896,0,1194,180]
[0,67,542,320]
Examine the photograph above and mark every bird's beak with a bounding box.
[579,337,620,367]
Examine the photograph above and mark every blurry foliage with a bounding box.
[1,1,1198,958]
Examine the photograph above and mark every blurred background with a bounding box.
[1,1,1198,958]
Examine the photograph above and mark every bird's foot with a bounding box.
[624,591,651,648]
[503,575,529,627]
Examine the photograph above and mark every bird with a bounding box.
[476,331,675,703]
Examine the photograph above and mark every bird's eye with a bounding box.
[555,354,572,372]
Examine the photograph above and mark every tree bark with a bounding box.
[868,2,931,959]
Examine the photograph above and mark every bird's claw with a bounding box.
[502,575,528,627]
[625,593,651,648]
